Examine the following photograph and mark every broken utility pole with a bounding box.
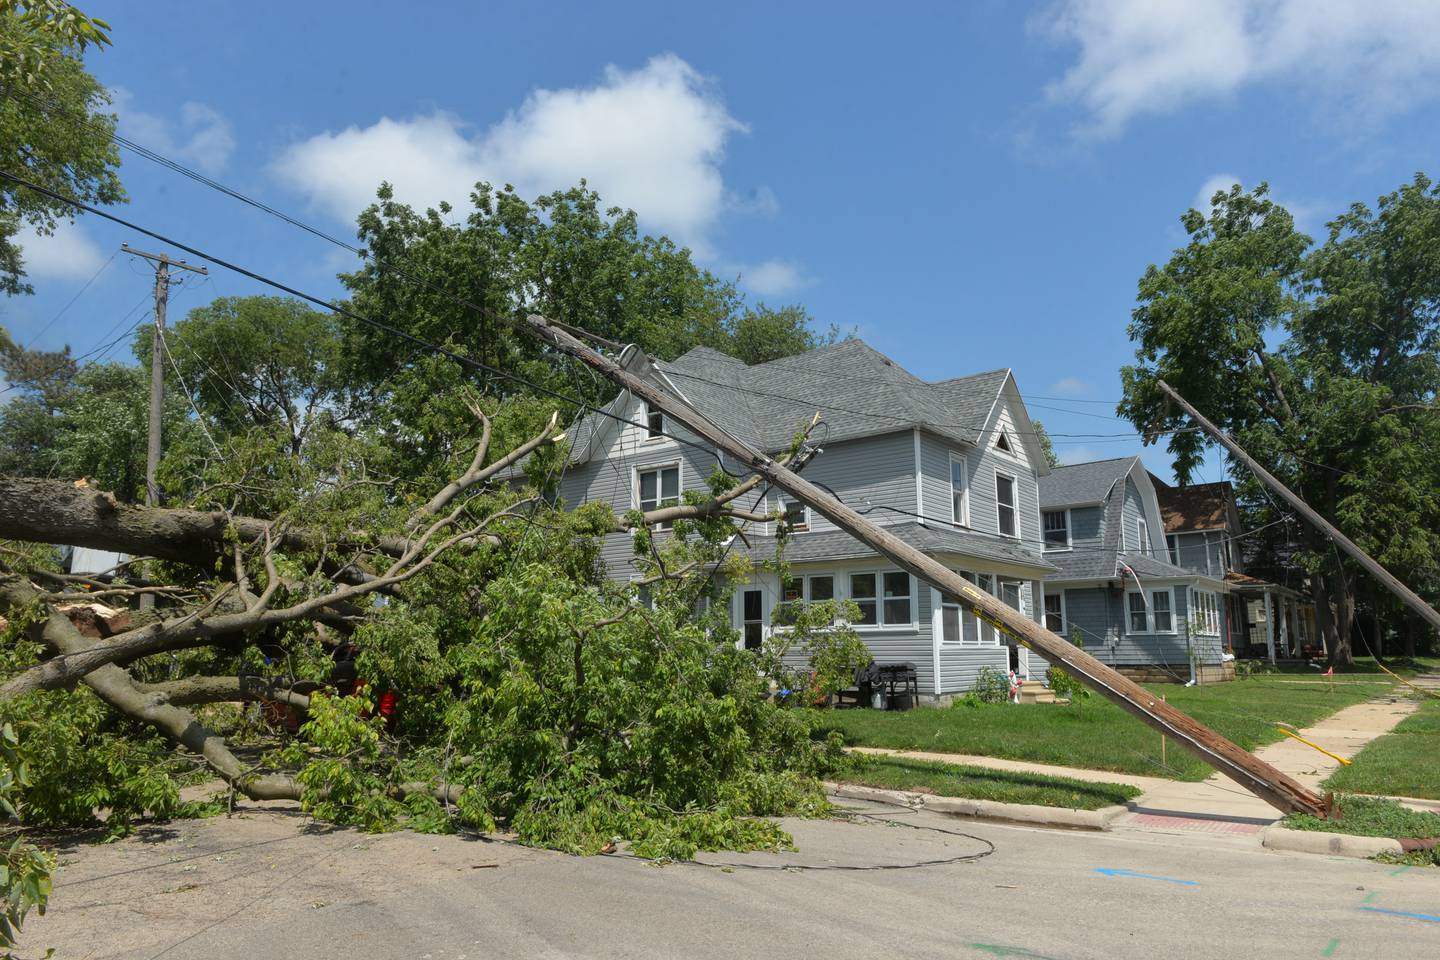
[122,244,207,609]
[520,314,1329,818]
[1156,379,1440,636]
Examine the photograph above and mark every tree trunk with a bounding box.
[1331,568,1356,667]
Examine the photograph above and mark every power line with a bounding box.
[0,170,735,464]
[21,249,118,350]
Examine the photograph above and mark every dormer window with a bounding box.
[644,402,664,440]
[781,499,809,532]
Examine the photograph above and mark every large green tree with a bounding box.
[1120,177,1440,663]
[0,1,123,297]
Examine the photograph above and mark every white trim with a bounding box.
[846,568,918,630]
[949,453,970,527]
[994,468,1020,540]
[930,587,943,697]
[633,460,682,529]
[1043,587,1067,636]
[1042,507,1072,551]
[1137,517,1151,556]
[1125,586,1178,635]
[913,429,925,525]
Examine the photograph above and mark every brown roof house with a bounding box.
[1149,474,1317,662]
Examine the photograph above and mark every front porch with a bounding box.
[1224,571,1318,662]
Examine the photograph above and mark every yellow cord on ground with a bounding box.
[1276,726,1351,766]
[1370,658,1440,700]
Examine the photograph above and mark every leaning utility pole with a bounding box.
[1156,379,1440,635]
[519,314,1328,818]
[122,245,206,609]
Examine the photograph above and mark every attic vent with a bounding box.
[995,430,1013,453]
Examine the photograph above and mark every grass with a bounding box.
[1323,697,1440,800]
[1270,656,1440,677]
[836,755,1140,811]
[1283,794,1440,840]
[811,675,1387,782]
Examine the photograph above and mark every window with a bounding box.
[995,430,1013,454]
[1043,510,1069,549]
[1167,534,1179,566]
[740,589,764,650]
[942,570,1000,646]
[774,574,834,624]
[1044,593,1064,633]
[1151,590,1172,632]
[883,571,912,624]
[849,571,912,627]
[1000,579,1022,610]
[1128,592,1148,633]
[1137,518,1151,556]
[637,465,680,529]
[950,457,969,526]
[940,590,962,645]
[995,473,1018,538]
[781,499,809,532]
[644,402,664,440]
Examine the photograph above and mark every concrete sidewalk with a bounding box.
[853,689,1423,839]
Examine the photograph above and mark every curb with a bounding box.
[825,782,1126,831]
[1260,825,1404,859]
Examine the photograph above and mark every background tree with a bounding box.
[1,1,123,297]
[1119,178,1440,663]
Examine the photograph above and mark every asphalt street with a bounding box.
[25,800,1440,960]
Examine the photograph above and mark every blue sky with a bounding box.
[7,0,1440,482]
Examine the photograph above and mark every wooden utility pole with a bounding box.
[122,245,206,609]
[519,314,1328,817]
[1156,379,1440,635]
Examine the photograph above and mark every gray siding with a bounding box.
[1057,585,1222,667]
[938,645,1010,693]
[1168,531,1229,577]
[771,431,918,536]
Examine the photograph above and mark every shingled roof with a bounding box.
[1150,476,1233,532]
[1037,456,1140,507]
[745,522,1057,572]
[561,339,1021,466]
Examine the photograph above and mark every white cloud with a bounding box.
[111,89,235,173]
[272,55,750,255]
[1047,376,1093,397]
[1058,445,1103,465]
[15,220,105,281]
[1039,0,1440,137]
[737,259,812,297]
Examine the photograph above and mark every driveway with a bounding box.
[25,799,1440,960]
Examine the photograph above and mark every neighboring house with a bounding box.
[1150,475,1317,662]
[1038,457,1232,682]
[539,339,1058,701]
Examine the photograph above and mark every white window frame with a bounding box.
[993,425,1021,460]
[642,401,666,442]
[941,570,1003,647]
[1042,508,1071,551]
[949,454,970,527]
[1137,518,1151,556]
[634,462,681,530]
[778,497,810,532]
[994,469,1019,540]
[1125,586,1178,635]
[775,573,836,626]
[1043,590,1066,635]
[846,569,915,630]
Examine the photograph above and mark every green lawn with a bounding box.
[1284,794,1440,840]
[1323,698,1440,800]
[837,755,1140,811]
[811,676,1388,782]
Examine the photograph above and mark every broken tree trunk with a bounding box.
[520,314,1329,817]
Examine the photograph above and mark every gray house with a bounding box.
[1038,457,1233,683]
[546,339,1058,701]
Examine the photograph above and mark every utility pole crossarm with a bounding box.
[519,314,1329,818]
[1155,379,1440,635]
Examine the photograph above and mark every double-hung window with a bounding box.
[1127,589,1175,633]
[644,402,664,440]
[1042,510,1069,549]
[780,499,809,531]
[637,465,679,529]
[950,457,969,526]
[775,574,834,624]
[848,571,912,627]
[1151,589,1172,631]
[1127,592,1148,633]
[995,472,1018,538]
[1044,593,1064,633]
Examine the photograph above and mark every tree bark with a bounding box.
[0,477,418,567]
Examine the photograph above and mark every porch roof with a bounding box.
[744,521,1058,573]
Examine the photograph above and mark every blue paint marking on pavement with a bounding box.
[1360,906,1440,924]
[1093,867,1198,886]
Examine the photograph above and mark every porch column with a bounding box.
[930,587,943,698]
[1279,597,1291,658]
[1264,591,1276,664]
